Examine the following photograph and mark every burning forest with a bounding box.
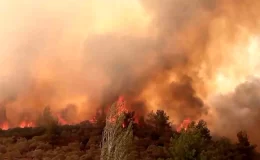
[1,0,260,158]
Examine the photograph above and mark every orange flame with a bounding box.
[177,118,191,132]
[104,96,130,128]
[19,121,35,128]
[117,96,128,114]
[0,121,9,130]
[0,96,136,130]
[56,113,68,125]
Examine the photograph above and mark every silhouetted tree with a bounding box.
[123,111,136,128]
[146,110,171,133]
[200,137,236,160]
[138,116,145,127]
[236,131,256,160]
[95,108,106,128]
[195,120,211,141]
[36,107,60,147]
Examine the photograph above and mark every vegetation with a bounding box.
[146,110,171,133]
[101,102,134,160]
[0,105,258,160]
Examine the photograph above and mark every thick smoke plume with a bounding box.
[210,77,260,146]
[1,0,260,145]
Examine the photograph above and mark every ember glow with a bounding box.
[1,0,260,146]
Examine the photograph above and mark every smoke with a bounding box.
[1,0,260,145]
[210,77,260,145]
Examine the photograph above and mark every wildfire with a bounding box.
[177,118,191,132]
[0,113,70,130]
[117,96,128,114]
[0,121,9,130]
[19,121,35,128]
[56,113,68,125]
[106,96,128,124]
[0,95,169,131]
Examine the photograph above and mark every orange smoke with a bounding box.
[1,0,260,146]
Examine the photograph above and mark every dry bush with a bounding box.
[31,149,44,159]
[7,149,22,159]
[52,153,66,160]
[65,154,80,160]
[15,140,29,153]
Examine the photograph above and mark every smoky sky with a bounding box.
[1,0,260,145]
[210,77,260,146]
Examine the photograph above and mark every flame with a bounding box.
[177,118,191,132]
[56,113,68,125]
[0,113,71,130]
[19,121,35,128]
[85,96,139,128]
[106,96,128,124]
[117,96,128,114]
[0,121,9,130]
[99,95,135,129]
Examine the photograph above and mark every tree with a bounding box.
[41,107,59,134]
[94,108,106,128]
[236,131,256,160]
[199,131,257,160]
[101,102,134,160]
[169,121,211,160]
[146,110,171,133]
[200,137,238,160]
[36,107,59,127]
[36,107,60,146]
[195,120,211,141]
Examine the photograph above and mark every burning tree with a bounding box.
[100,98,134,160]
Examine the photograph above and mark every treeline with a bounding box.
[100,103,259,160]
[0,105,259,160]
